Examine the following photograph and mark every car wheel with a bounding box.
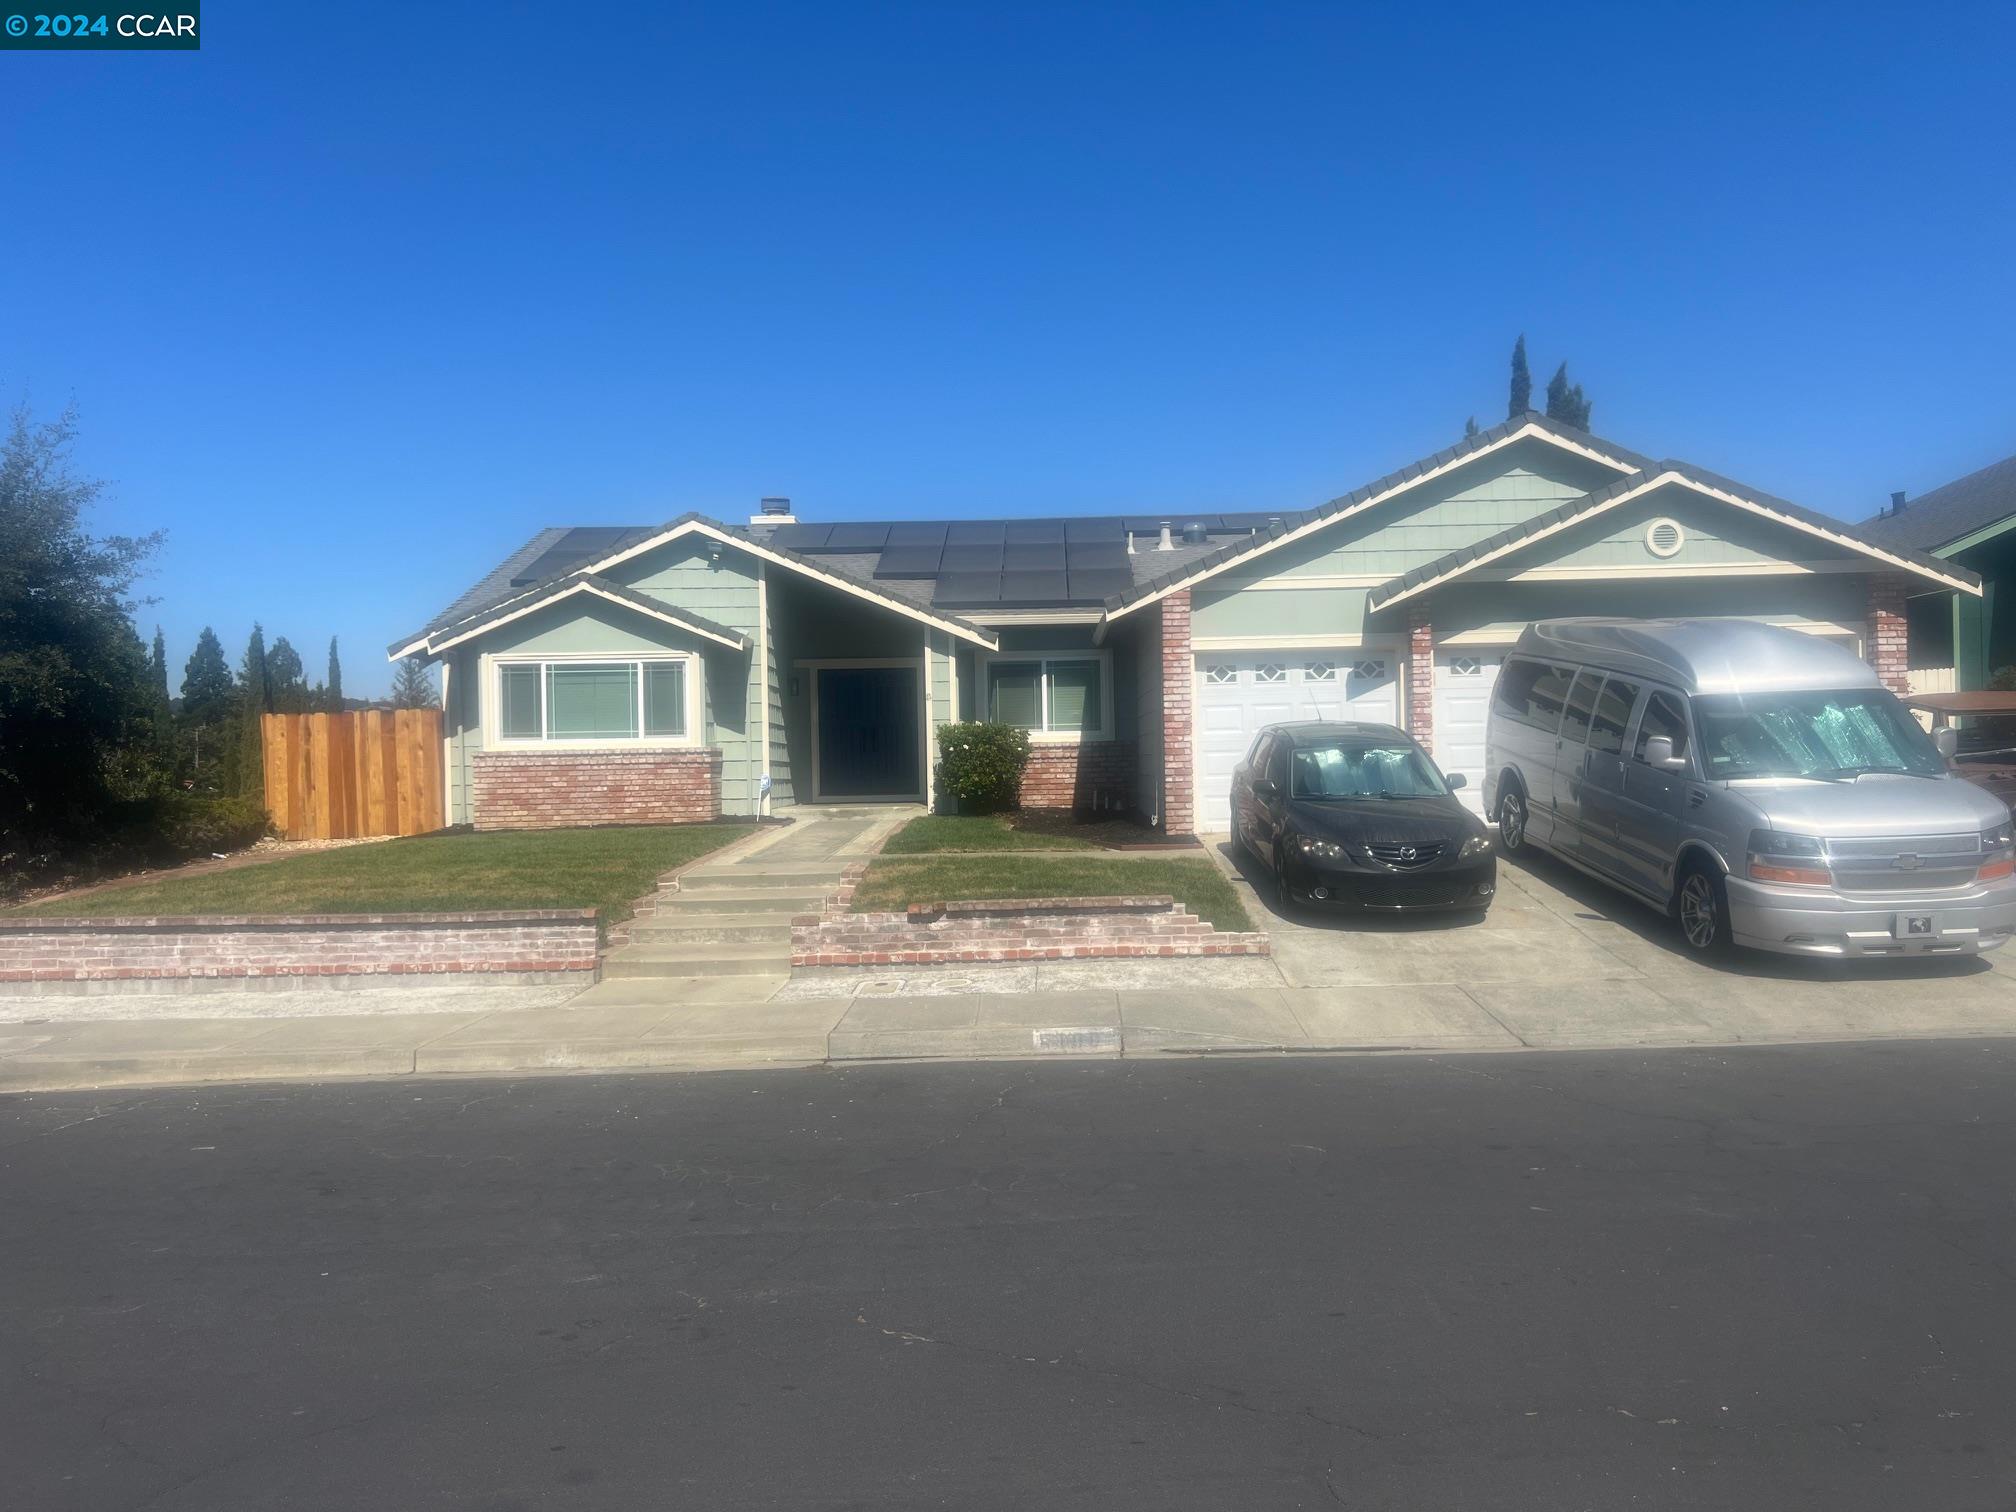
[1676,863,1734,959]
[1273,857,1297,916]
[1229,815,1248,858]
[1496,785,1529,855]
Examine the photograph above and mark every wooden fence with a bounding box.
[261,710,446,841]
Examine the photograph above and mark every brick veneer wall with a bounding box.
[471,749,721,830]
[1159,591,1194,836]
[0,911,600,988]
[1020,740,1137,811]
[1407,603,1435,752]
[1865,574,1912,695]
[791,866,1269,967]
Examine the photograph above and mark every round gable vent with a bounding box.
[1645,518,1686,558]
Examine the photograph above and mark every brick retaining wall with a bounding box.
[0,911,601,988]
[471,749,721,830]
[791,864,1269,967]
[1019,740,1137,811]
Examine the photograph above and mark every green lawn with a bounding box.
[880,812,1171,854]
[13,825,757,930]
[850,854,1254,932]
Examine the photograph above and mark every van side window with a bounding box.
[1560,671,1602,746]
[1635,691,1690,763]
[1491,658,1546,725]
[1589,677,1642,756]
[1526,664,1577,731]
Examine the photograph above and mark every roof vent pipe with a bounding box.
[752,496,796,526]
[1890,490,1908,515]
[1156,520,1174,551]
[1126,531,1136,555]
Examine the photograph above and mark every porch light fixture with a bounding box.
[704,539,726,564]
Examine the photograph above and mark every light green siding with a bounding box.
[1506,482,1863,573]
[1430,574,1870,643]
[1192,586,1375,641]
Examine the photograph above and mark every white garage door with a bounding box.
[1432,649,1504,815]
[1194,652,1400,832]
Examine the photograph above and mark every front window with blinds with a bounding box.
[984,655,1108,737]
[495,658,692,743]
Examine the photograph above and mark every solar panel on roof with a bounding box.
[1064,541,1128,570]
[509,526,644,584]
[1003,520,1067,544]
[940,544,1004,572]
[1068,568,1135,600]
[932,572,1001,606]
[1123,516,1173,534]
[1065,518,1126,542]
[885,521,949,546]
[765,523,833,550]
[872,544,943,578]
[998,570,1071,603]
[823,523,890,551]
[1003,542,1066,570]
[946,522,1005,546]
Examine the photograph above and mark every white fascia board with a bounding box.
[1098,422,1642,628]
[578,518,1000,648]
[1367,472,1983,612]
[424,581,750,655]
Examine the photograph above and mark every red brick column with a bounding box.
[1865,574,1911,695]
[1407,604,1435,752]
[1159,591,1194,836]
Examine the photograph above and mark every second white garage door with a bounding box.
[1431,648,1504,815]
[1193,652,1400,832]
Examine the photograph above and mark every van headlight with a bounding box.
[1979,822,2016,882]
[1747,829,1831,886]
[1294,835,1346,861]
[1458,833,1492,860]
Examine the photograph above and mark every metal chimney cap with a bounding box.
[759,496,793,515]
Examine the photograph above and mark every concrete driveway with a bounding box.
[1206,833,2016,1045]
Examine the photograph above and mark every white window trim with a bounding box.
[482,650,703,751]
[974,648,1116,743]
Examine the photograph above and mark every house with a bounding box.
[389,412,1977,835]
[1858,452,2016,691]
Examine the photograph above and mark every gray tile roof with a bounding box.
[1857,452,2016,554]
[1367,460,1982,611]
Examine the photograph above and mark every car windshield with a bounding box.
[1288,741,1447,799]
[1692,688,1945,780]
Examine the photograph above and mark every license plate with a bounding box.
[1894,914,1939,940]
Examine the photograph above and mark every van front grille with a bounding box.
[1825,832,1984,896]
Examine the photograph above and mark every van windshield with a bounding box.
[1692,688,1945,780]
[1289,741,1448,799]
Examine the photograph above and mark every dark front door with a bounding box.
[816,666,921,798]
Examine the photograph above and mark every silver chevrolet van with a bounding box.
[1483,618,2016,959]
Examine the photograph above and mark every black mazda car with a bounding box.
[1230,721,1496,915]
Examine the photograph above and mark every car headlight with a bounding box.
[1747,828,1830,886]
[1294,835,1346,861]
[1458,833,1492,860]
[1979,823,2016,881]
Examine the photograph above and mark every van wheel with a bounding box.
[1496,785,1529,855]
[1676,863,1734,959]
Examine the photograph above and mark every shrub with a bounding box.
[934,722,1032,812]
[154,794,270,855]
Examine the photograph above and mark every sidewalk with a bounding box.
[8,960,2016,1092]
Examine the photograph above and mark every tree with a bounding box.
[148,625,175,755]
[228,624,270,799]
[391,656,437,709]
[266,635,309,712]
[1463,416,1479,439]
[1544,361,1593,430]
[1508,334,1532,418]
[181,627,234,725]
[0,401,160,862]
[325,637,344,712]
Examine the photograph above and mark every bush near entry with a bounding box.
[934,722,1032,812]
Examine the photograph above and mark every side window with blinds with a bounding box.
[1589,677,1642,757]
[1559,671,1602,747]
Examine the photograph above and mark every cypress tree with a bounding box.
[1508,334,1532,418]
[1463,416,1479,439]
[180,627,234,726]
[231,624,270,800]
[266,635,308,712]
[147,625,174,760]
[326,636,344,712]
[391,656,436,709]
[1544,361,1593,429]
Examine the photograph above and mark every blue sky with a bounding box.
[7,2,2013,695]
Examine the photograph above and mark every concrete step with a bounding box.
[626,914,796,945]
[676,866,847,891]
[601,942,792,979]
[654,887,830,913]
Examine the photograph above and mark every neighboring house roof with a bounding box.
[391,513,1003,660]
[396,572,751,659]
[1098,413,1655,622]
[1366,461,1984,612]
[1857,452,2016,555]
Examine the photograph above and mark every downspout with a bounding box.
[757,562,771,816]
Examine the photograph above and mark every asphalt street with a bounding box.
[6,1044,2016,1510]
